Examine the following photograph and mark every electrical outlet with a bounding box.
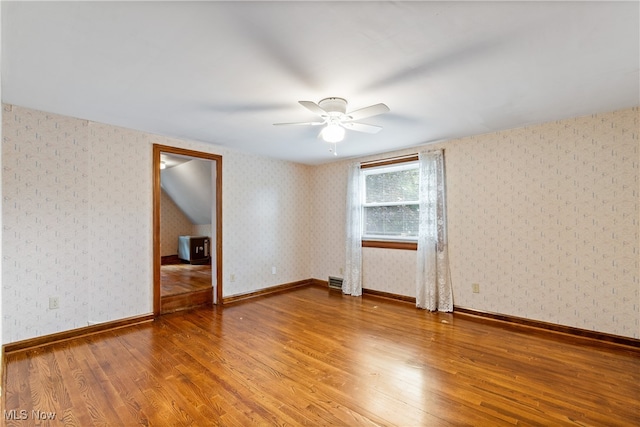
[472,283,480,293]
[49,297,60,309]
[271,266,277,275]
[230,274,236,282]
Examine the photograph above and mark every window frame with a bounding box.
[360,155,419,250]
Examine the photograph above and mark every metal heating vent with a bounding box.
[328,276,343,290]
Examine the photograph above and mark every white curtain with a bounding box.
[416,150,453,311]
[343,162,363,296]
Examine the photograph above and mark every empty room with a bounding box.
[1,1,638,426]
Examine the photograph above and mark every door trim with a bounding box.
[153,144,223,315]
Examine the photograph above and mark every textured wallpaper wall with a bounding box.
[160,189,194,256]
[446,108,639,338]
[362,248,417,296]
[311,108,639,338]
[2,104,313,342]
[310,161,348,280]
[192,224,212,239]
[3,105,92,340]
[222,153,312,296]
[86,121,153,326]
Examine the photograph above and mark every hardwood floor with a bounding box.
[161,262,212,296]
[4,286,639,426]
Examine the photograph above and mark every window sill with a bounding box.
[362,240,417,251]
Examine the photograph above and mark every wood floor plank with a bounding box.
[53,342,118,426]
[4,286,639,426]
[161,263,212,296]
[84,332,157,425]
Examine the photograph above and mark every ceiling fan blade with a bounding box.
[273,121,325,126]
[299,100,328,116]
[346,103,390,121]
[342,122,383,134]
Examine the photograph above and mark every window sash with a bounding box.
[362,205,419,240]
[361,161,419,241]
[362,200,419,208]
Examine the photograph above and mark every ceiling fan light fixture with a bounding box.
[275,97,389,155]
[318,97,348,115]
[321,123,345,143]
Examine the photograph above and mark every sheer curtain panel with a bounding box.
[416,150,453,311]
[343,162,363,296]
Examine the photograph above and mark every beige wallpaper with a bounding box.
[311,107,639,339]
[3,105,92,340]
[447,109,639,338]
[160,189,194,256]
[362,248,416,296]
[310,160,348,280]
[86,121,154,325]
[192,224,212,238]
[222,152,312,296]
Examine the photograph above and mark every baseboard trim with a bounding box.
[161,254,182,265]
[223,279,313,304]
[3,314,155,355]
[313,278,639,349]
[363,288,416,303]
[310,278,332,288]
[454,306,640,349]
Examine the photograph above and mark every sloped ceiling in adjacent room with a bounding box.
[160,157,213,225]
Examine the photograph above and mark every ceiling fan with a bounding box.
[274,97,390,154]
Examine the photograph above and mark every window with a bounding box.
[362,161,419,242]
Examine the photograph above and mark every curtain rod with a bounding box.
[360,153,419,167]
[360,148,446,166]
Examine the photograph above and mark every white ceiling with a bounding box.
[2,1,638,165]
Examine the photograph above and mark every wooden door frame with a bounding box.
[153,144,223,315]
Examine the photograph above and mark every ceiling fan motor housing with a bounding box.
[319,97,348,116]
[273,97,388,148]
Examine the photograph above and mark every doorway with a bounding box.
[153,144,222,315]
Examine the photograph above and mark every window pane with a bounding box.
[364,205,419,237]
[365,168,419,203]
